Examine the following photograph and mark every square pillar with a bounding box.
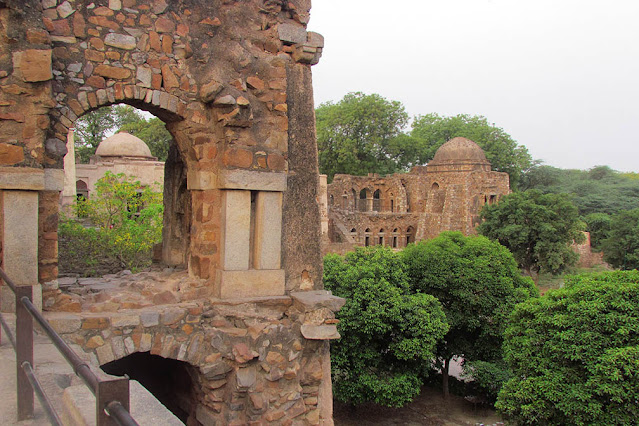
[253,191,282,270]
[221,190,251,271]
[1,190,41,312]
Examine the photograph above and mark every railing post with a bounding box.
[15,286,34,421]
[96,377,130,426]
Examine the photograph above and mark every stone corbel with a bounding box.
[290,290,345,340]
[277,23,324,65]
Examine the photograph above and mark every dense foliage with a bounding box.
[75,105,171,163]
[520,164,639,216]
[59,172,163,275]
[497,271,639,425]
[410,113,533,188]
[316,92,412,181]
[601,208,639,270]
[324,246,449,407]
[315,93,532,185]
[402,232,537,397]
[478,190,585,282]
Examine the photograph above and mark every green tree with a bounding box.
[324,246,449,407]
[410,113,533,188]
[521,164,639,216]
[60,172,163,273]
[316,92,413,181]
[583,212,612,250]
[496,271,639,425]
[75,106,120,163]
[602,208,639,270]
[402,231,537,398]
[478,190,585,283]
[119,116,172,161]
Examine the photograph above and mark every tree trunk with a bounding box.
[442,357,450,399]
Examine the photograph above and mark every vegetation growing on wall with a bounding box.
[59,172,163,276]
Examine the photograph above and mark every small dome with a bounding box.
[430,137,488,164]
[95,132,153,158]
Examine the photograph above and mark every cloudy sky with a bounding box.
[307,0,639,172]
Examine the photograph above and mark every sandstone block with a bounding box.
[104,33,137,50]
[216,269,285,299]
[12,49,52,82]
[221,190,251,270]
[155,17,175,33]
[0,144,24,165]
[278,23,306,45]
[300,324,340,340]
[94,64,131,79]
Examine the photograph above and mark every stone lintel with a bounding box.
[44,168,65,191]
[301,324,340,340]
[218,169,287,192]
[216,269,285,299]
[290,290,346,312]
[0,167,45,190]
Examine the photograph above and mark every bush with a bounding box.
[496,271,639,425]
[324,246,449,407]
[59,172,163,275]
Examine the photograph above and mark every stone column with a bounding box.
[61,129,77,209]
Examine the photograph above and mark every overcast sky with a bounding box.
[307,0,639,172]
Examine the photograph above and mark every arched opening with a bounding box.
[359,189,371,212]
[60,103,190,275]
[372,189,381,212]
[431,182,445,214]
[75,179,88,200]
[392,228,399,248]
[329,194,334,206]
[101,352,197,423]
[378,228,385,245]
[406,226,415,246]
[364,228,371,246]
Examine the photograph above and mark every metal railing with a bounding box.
[0,267,138,426]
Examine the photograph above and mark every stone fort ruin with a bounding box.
[323,137,511,253]
[0,0,344,424]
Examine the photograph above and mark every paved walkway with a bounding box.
[0,315,85,425]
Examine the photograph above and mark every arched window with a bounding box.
[372,189,381,212]
[359,189,371,212]
[431,182,444,213]
[329,194,334,205]
[406,226,415,246]
[364,228,371,246]
[392,228,399,248]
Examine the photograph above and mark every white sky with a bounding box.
[307,0,639,172]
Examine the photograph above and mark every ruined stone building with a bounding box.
[323,137,511,253]
[62,130,165,207]
[0,1,343,424]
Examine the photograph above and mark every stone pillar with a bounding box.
[61,129,77,209]
[1,190,40,312]
[253,191,282,270]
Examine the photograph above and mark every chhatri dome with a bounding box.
[94,132,154,159]
[428,137,491,171]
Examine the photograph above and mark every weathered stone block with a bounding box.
[253,191,282,270]
[105,33,137,50]
[278,23,306,45]
[12,49,53,82]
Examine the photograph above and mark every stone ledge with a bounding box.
[290,290,345,312]
[301,324,340,340]
[0,167,45,190]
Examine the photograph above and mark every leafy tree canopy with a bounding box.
[602,208,639,270]
[497,271,639,425]
[520,164,639,216]
[402,231,537,397]
[478,190,585,282]
[410,113,533,189]
[316,92,414,181]
[324,246,449,407]
[75,105,171,163]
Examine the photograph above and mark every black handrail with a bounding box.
[0,266,139,426]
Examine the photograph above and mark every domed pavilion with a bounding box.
[63,131,164,203]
